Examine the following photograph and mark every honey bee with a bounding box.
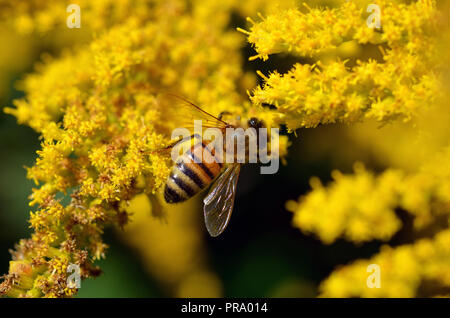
[158,94,265,237]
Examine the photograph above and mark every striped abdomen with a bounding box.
[164,141,223,203]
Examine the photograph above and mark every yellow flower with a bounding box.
[287,163,404,244]
[288,147,450,244]
[1,0,449,299]
[319,229,450,297]
[239,0,449,297]
[241,0,442,131]
[1,0,288,298]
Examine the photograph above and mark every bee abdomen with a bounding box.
[164,183,186,203]
[164,141,222,204]
[164,163,204,203]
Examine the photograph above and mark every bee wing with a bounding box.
[203,163,241,237]
[157,92,229,131]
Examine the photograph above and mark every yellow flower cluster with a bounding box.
[0,0,154,34]
[1,0,290,297]
[287,147,450,244]
[319,228,450,297]
[286,164,402,244]
[286,114,450,297]
[1,0,448,299]
[242,0,442,130]
[236,0,450,297]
